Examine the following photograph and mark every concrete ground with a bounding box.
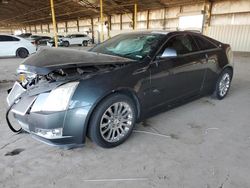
[0,48,250,188]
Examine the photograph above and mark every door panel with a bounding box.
[0,42,7,56]
[145,34,207,110]
[148,53,205,109]
[0,42,17,56]
[201,49,220,93]
[0,35,20,56]
[191,34,222,94]
[70,35,77,45]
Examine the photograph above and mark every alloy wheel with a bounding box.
[219,73,231,97]
[100,102,133,143]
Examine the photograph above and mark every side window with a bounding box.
[0,35,4,42]
[162,35,198,56]
[12,37,20,41]
[77,35,86,37]
[0,35,19,42]
[193,35,217,50]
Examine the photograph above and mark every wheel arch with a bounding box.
[63,40,70,45]
[112,88,141,120]
[83,88,141,142]
[221,65,234,78]
[213,65,233,91]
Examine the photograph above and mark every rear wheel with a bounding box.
[213,68,233,100]
[16,48,29,58]
[63,41,70,47]
[82,40,88,46]
[88,94,137,148]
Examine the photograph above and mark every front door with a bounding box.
[148,34,206,110]
[0,35,17,56]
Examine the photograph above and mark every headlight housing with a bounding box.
[39,82,79,112]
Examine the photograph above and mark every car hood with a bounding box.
[19,47,135,75]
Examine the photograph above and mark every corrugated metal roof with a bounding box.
[0,0,207,26]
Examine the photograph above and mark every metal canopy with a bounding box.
[0,0,216,27]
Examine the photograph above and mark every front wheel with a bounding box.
[63,41,70,47]
[213,68,233,100]
[88,94,137,148]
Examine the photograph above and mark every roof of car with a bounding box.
[0,34,14,36]
[117,30,202,36]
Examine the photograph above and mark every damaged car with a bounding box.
[6,31,233,148]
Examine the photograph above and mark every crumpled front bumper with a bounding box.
[6,82,91,148]
[14,107,90,148]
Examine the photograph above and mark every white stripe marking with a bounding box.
[133,130,171,139]
[83,178,148,182]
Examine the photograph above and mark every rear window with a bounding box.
[192,35,217,51]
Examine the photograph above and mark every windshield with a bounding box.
[90,33,165,60]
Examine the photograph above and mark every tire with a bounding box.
[63,41,70,47]
[88,94,137,148]
[213,68,233,100]
[82,40,88,46]
[16,48,29,58]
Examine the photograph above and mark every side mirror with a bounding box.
[161,48,177,58]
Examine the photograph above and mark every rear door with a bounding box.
[77,34,87,44]
[148,34,206,109]
[73,34,82,45]
[82,34,90,41]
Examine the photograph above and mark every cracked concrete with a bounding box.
[0,49,250,188]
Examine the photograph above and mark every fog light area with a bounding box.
[34,128,63,139]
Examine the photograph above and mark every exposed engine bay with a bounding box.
[16,47,134,91]
[18,63,127,90]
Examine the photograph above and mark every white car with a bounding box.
[0,34,36,58]
[61,34,91,47]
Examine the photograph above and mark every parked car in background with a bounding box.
[47,35,64,47]
[26,35,42,45]
[61,34,91,47]
[0,34,36,58]
[6,31,233,148]
[35,36,52,46]
[17,33,32,38]
[57,35,64,39]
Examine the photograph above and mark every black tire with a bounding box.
[88,94,137,148]
[213,68,233,100]
[82,40,88,46]
[16,48,29,58]
[63,41,70,47]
